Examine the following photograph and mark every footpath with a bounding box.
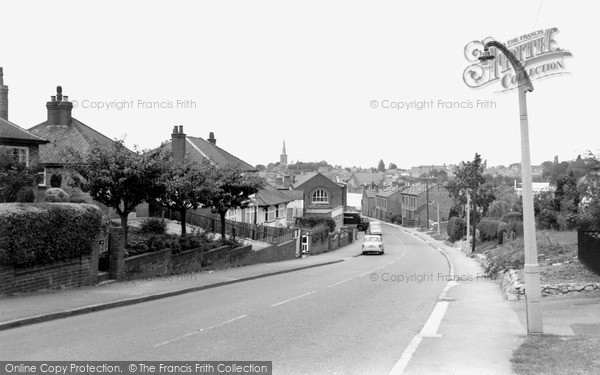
[386,224,526,375]
[0,241,361,331]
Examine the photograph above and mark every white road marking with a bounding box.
[327,278,355,288]
[154,315,247,347]
[271,291,315,307]
[358,270,374,277]
[389,335,423,375]
[419,301,449,337]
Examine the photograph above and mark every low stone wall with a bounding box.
[310,232,352,255]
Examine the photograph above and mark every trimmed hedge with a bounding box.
[447,217,466,242]
[477,219,503,241]
[0,203,103,267]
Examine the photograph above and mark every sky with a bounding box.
[1,1,596,170]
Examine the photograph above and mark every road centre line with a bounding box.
[271,291,315,307]
[154,315,247,348]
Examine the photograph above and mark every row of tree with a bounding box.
[65,141,265,244]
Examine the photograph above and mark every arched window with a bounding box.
[312,189,329,203]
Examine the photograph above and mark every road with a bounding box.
[0,224,449,374]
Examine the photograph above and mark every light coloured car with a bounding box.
[362,235,384,255]
[367,221,382,237]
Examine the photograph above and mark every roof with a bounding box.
[281,189,304,201]
[363,188,377,198]
[163,136,255,172]
[28,118,116,165]
[255,183,293,206]
[0,118,48,144]
[351,172,384,185]
[291,172,318,188]
[376,187,406,198]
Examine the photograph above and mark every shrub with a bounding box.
[296,217,335,233]
[477,219,503,241]
[44,188,70,202]
[390,214,402,224]
[310,224,330,244]
[447,217,466,242]
[484,239,525,277]
[16,187,36,203]
[501,212,524,236]
[49,173,63,188]
[537,209,559,230]
[140,217,167,235]
[0,203,103,267]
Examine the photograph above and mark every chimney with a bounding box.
[207,132,216,145]
[46,86,73,125]
[0,68,8,121]
[172,125,187,163]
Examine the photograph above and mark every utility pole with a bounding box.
[426,175,430,228]
[466,191,470,245]
[472,154,479,255]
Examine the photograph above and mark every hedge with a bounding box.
[477,219,504,241]
[0,203,103,267]
[447,217,466,242]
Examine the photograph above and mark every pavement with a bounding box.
[2,218,598,374]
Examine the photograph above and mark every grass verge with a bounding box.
[512,334,600,375]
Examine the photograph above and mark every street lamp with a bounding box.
[429,201,440,236]
[479,40,543,334]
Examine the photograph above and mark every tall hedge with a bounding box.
[0,203,103,267]
[447,217,466,242]
[477,219,503,241]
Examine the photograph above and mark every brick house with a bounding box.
[0,68,49,168]
[346,172,384,193]
[361,188,376,217]
[374,188,404,222]
[291,172,347,229]
[28,86,117,198]
[400,183,452,227]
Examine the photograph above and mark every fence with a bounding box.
[578,230,600,276]
[152,206,298,245]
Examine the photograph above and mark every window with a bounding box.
[9,147,29,166]
[276,204,285,219]
[244,207,256,224]
[226,209,238,221]
[312,189,329,203]
[265,206,275,222]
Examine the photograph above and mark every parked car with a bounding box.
[367,221,382,237]
[362,235,384,255]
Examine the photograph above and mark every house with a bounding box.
[225,183,293,228]
[0,69,49,168]
[361,188,376,217]
[513,180,552,196]
[374,187,404,222]
[281,189,304,225]
[346,172,384,193]
[28,86,117,194]
[168,126,256,171]
[400,183,452,227]
[291,172,346,229]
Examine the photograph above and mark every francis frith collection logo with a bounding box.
[463,27,572,91]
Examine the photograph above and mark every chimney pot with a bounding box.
[51,96,57,101]
[0,67,7,121]
[178,125,184,134]
[47,86,73,125]
[172,126,178,134]
[208,132,216,145]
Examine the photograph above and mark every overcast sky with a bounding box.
[1,1,596,170]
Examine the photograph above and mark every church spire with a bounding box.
[280,140,288,167]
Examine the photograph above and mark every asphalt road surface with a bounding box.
[0,224,449,375]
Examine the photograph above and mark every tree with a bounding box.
[202,164,265,240]
[154,150,211,237]
[446,153,491,220]
[255,164,267,172]
[66,140,164,246]
[0,152,38,203]
[388,162,398,170]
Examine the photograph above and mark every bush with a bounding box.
[140,217,167,235]
[477,219,503,241]
[501,212,524,236]
[447,217,466,242]
[390,214,402,224]
[44,188,69,202]
[484,239,525,277]
[537,209,559,230]
[16,187,36,203]
[0,203,103,267]
[296,217,336,233]
[310,224,330,244]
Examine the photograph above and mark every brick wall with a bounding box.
[0,256,93,295]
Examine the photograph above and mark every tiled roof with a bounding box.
[163,136,256,172]
[0,118,48,144]
[363,188,377,198]
[28,118,116,165]
[256,183,293,206]
[281,189,304,201]
[352,172,384,185]
[291,172,318,188]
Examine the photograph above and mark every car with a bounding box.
[362,235,384,255]
[367,221,382,237]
